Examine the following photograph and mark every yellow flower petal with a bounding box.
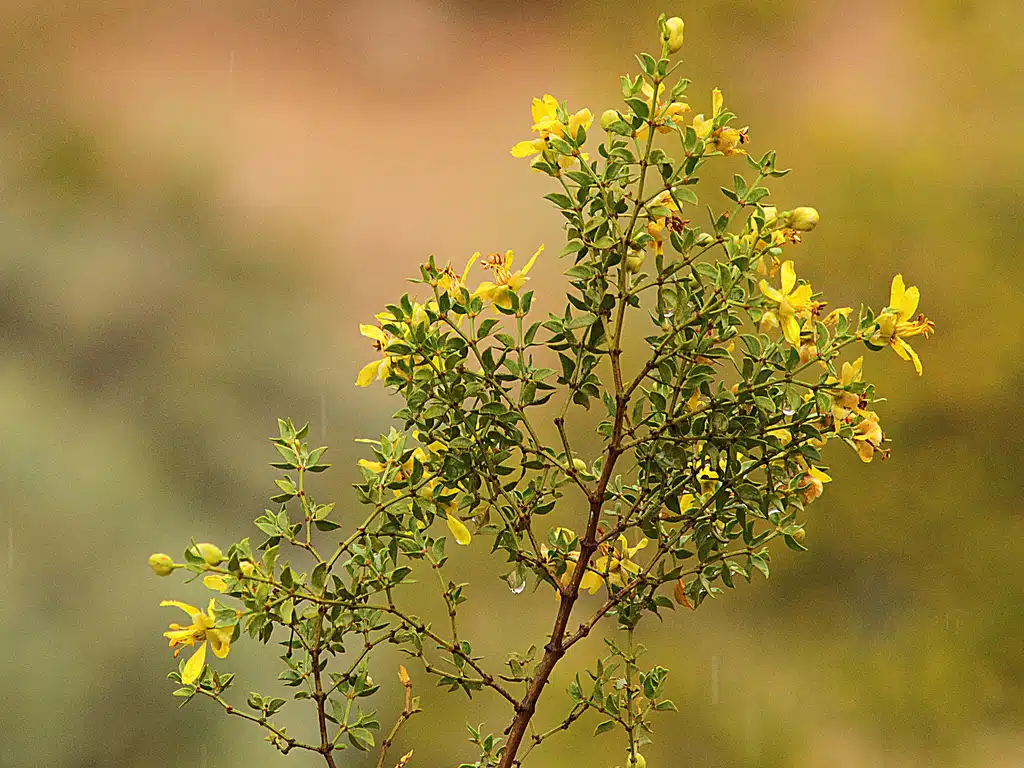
[899,285,920,320]
[580,569,605,594]
[758,279,784,304]
[446,513,472,546]
[203,575,228,593]
[510,139,544,158]
[892,337,923,375]
[181,641,208,685]
[208,628,232,659]
[360,324,387,342]
[519,244,543,277]
[356,359,382,387]
[889,274,906,312]
[531,94,558,125]
[780,260,796,294]
[712,88,724,118]
[692,113,711,139]
[808,467,832,483]
[781,314,801,346]
[160,600,202,619]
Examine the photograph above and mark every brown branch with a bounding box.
[310,605,338,768]
[377,666,420,768]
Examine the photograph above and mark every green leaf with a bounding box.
[594,720,615,736]
[565,313,598,330]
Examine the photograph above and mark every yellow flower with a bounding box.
[822,307,853,327]
[871,275,935,375]
[446,513,472,546]
[355,306,439,386]
[645,190,689,255]
[546,529,648,595]
[436,253,477,297]
[697,464,719,496]
[851,410,882,460]
[544,528,605,595]
[758,260,815,346]
[472,246,543,310]
[592,535,649,589]
[828,356,865,423]
[712,126,750,156]
[355,322,396,387]
[510,95,592,169]
[161,598,234,685]
[692,88,748,155]
[358,446,430,480]
[851,410,885,463]
[691,88,722,139]
[686,390,704,413]
[635,82,691,138]
[797,463,832,504]
[360,442,469,540]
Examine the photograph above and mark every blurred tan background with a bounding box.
[1,0,1021,766]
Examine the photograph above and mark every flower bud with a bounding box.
[761,205,778,225]
[789,206,820,232]
[239,559,256,577]
[663,17,685,54]
[793,527,807,543]
[695,232,714,246]
[148,553,175,576]
[192,542,224,567]
[571,457,589,474]
[626,252,647,273]
[600,109,621,130]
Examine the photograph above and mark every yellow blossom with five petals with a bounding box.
[592,535,649,589]
[510,95,593,169]
[436,253,477,297]
[851,409,885,463]
[473,246,543,311]
[871,275,935,375]
[161,598,234,685]
[758,260,815,346]
[635,81,691,138]
[692,88,749,155]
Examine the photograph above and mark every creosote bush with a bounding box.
[149,14,934,768]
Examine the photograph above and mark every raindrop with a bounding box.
[782,405,795,416]
[503,565,527,594]
[320,391,328,442]
[711,654,721,705]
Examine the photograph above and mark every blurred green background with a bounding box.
[2,1,1021,766]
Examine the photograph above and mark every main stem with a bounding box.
[498,83,661,767]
